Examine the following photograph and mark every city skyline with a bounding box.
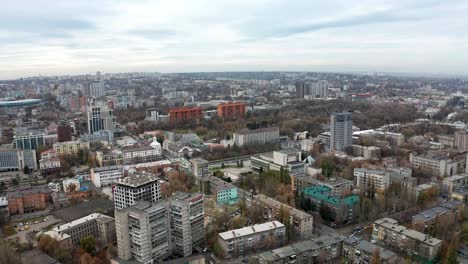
[1,0,468,79]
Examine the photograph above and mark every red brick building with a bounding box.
[8,186,50,215]
[169,107,203,122]
[217,102,246,119]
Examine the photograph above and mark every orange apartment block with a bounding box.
[217,102,246,119]
[169,107,203,122]
[8,186,50,215]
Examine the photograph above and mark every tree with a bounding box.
[23,165,30,174]
[66,183,77,192]
[319,200,333,222]
[12,178,19,186]
[80,236,96,255]
[371,248,381,264]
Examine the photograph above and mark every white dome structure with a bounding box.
[150,137,162,154]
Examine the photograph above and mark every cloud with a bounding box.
[0,0,468,79]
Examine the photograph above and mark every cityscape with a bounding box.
[1,1,468,264]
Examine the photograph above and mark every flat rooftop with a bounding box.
[218,221,284,241]
[115,172,159,187]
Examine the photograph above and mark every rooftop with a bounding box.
[374,218,442,246]
[254,194,312,220]
[235,126,279,135]
[344,236,397,260]
[53,213,113,233]
[218,221,284,240]
[116,172,159,187]
[302,185,359,206]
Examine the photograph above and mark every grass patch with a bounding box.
[3,225,17,236]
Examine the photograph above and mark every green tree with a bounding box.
[23,165,30,174]
[80,236,96,255]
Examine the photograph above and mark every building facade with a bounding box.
[233,127,280,147]
[218,221,286,258]
[87,105,117,134]
[14,129,45,150]
[114,172,161,210]
[169,107,203,123]
[409,151,457,177]
[330,112,353,151]
[7,186,50,215]
[217,102,246,119]
[0,148,37,172]
[53,141,90,156]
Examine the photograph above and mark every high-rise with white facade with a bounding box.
[330,112,353,151]
[114,172,161,210]
[307,80,329,98]
[83,80,105,98]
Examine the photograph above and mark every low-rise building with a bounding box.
[209,177,239,205]
[291,175,353,197]
[352,145,381,160]
[95,149,123,167]
[122,145,161,164]
[39,149,61,176]
[44,213,116,246]
[443,174,468,194]
[302,186,359,224]
[0,148,37,172]
[372,218,442,262]
[190,158,209,178]
[412,201,463,232]
[7,185,50,215]
[354,168,389,192]
[53,141,90,156]
[218,221,286,258]
[254,194,313,239]
[342,236,399,264]
[251,150,306,175]
[409,151,457,177]
[233,127,280,147]
[91,165,123,188]
[62,178,80,192]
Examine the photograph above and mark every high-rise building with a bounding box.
[87,104,117,134]
[455,131,468,152]
[307,80,329,98]
[115,201,172,263]
[295,81,306,98]
[170,192,205,257]
[83,80,105,98]
[330,112,353,151]
[114,172,161,210]
[115,192,205,262]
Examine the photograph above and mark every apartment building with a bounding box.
[412,201,463,233]
[0,148,37,172]
[190,158,209,178]
[170,192,205,257]
[114,172,161,210]
[409,151,457,177]
[115,201,172,263]
[342,236,399,264]
[455,131,468,152]
[254,194,313,239]
[8,185,50,215]
[91,165,123,188]
[122,146,161,164]
[233,127,280,147]
[372,218,442,262]
[217,102,246,119]
[352,145,381,159]
[169,107,203,122]
[53,141,90,156]
[330,112,353,151]
[443,174,468,194]
[45,213,116,246]
[218,221,286,258]
[354,168,390,192]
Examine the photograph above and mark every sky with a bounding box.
[1,0,468,79]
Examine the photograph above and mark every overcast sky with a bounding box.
[1,0,468,79]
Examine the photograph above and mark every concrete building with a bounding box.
[412,201,462,233]
[330,112,353,151]
[251,150,306,175]
[254,194,313,239]
[218,221,285,258]
[114,172,161,210]
[217,102,246,119]
[302,186,359,224]
[455,131,468,152]
[95,149,123,167]
[291,175,353,197]
[14,129,45,150]
[0,148,37,172]
[53,141,90,156]
[342,236,399,264]
[443,174,468,194]
[39,149,61,176]
[169,107,203,123]
[190,158,209,178]
[115,201,172,263]
[258,233,344,264]
[84,80,105,98]
[45,213,115,246]
[170,192,205,257]
[354,168,389,192]
[409,151,457,177]
[209,177,239,205]
[352,145,381,159]
[122,146,161,165]
[233,127,279,147]
[80,130,115,144]
[372,218,442,262]
[87,104,117,134]
[91,165,123,188]
[57,123,72,142]
[7,185,50,215]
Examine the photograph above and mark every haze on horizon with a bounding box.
[1,0,468,80]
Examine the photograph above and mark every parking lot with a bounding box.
[9,215,62,244]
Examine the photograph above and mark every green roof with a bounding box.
[302,186,359,206]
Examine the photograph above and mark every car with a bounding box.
[203,247,207,252]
